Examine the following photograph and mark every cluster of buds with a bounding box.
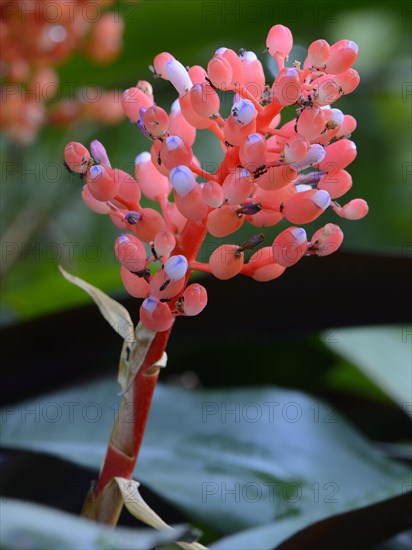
[1,0,126,144]
[64,24,368,333]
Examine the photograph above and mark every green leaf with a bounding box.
[374,531,412,550]
[0,498,194,550]
[210,492,412,549]
[1,379,410,547]
[322,326,412,414]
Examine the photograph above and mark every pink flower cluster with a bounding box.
[64,24,368,333]
[1,0,126,144]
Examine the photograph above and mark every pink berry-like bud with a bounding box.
[334,69,360,95]
[190,82,220,118]
[318,169,352,199]
[318,139,357,172]
[207,205,245,237]
[335,115,357,139]
[179,91,212,129]
[308,39,330,68]
[132,208,166,243]
[284,136,310,164]
[154,231,176,257]
[202,180,225,208]
[111,168,141,209]
[160,135,193,170]
[266,25,293,57]
[341,198,369,220]
[115,234,147,272]
[188,65,208,84]
[312,189,331,209]
[223,115,256,147]
[326,40,358,75]
[137,81,154,102]
[169,99,197,146]
[313,76,341,106]
[222,168,254,204]
[182,284,208,316]
[153,52,175,78]
[240,51,265,99]
[90,140,111,167]
[150,270,185,299]
[175,185,209,221]
[140,296,174,332]
[291,143,326,171]
[164,255,188,281]
[120,266,150,298]
[272,68,301,106]
[86,165,119,202]
[248,246,286,281]
[207,56,232,88]
[325,108,345,129]
[81,185,111,214]
[121,87,153,123]
[272,227,307,267]
[239,133,267,170]
[64,142,91,173]
[135,152,171,200]
[257,165,297,191]
[216,47,245,85]
[165,59,193,95]
[296,107,326,141]
[209,244,244,280]
[231,98,256,125]
[150,140,169,176]
[310,223,344,256]
[142,105,169,138]
[282,189,331,224]
[169,165,197,197]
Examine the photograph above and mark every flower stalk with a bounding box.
[82,329,171,524]
[63,23,367,530]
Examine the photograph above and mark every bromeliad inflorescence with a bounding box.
[64,24,368,334]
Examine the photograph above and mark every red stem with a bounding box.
[216,146,240,184]
[86,220,207,523]
[94,330,171,498]
[257,99,283,129]
[131,330,171,455]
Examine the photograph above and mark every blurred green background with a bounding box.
[1,0,411,322]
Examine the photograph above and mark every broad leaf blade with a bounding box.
[322,326,412,414]
[210,491,412,549]
[1,380,410,546]
[0,498,192,550]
